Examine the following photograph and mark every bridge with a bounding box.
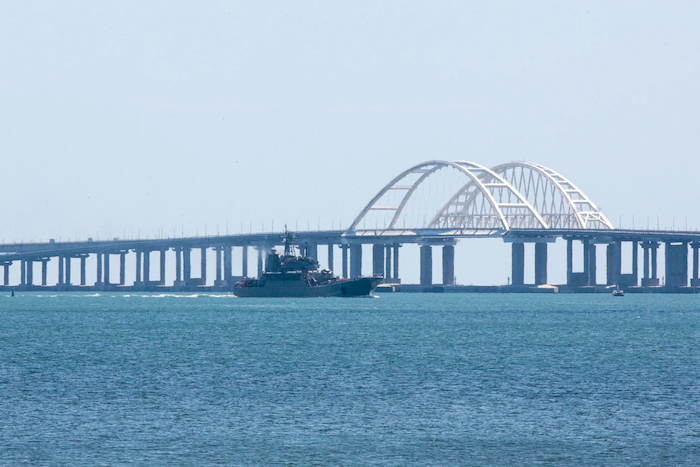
[2,160,699,292]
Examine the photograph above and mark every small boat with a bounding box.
[612,289,624,296]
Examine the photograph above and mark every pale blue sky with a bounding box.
[1,1,699,284]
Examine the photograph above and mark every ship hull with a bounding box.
[234,277,383,298]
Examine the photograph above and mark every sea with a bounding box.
[1,292,698,466]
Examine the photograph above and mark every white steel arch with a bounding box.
[490,162,613,229]
[349,160,548,231]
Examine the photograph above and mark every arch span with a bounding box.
[490,162,613,229]
[349,160,547,231]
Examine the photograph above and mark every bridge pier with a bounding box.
[158,250,166,285]
[120,252,126,285]
[327,243,334,272]
[173,248,184,287]
[385,245,392,282]
[27,260,34,287]
[256,247,263,278]
[393,244,400,282]
[341,245,349,278]
[58,256,64,287]
[372,244,384,277]
[201,247,208,285]
[135,250,143,286]
[242,246,248,278]
[442,244,455,286]
[215,247,225,286]
[65,257,72,286]
[511,243,525,286]
[420,245,432,286]
[350,244,362,278]
[79,255,87,286]
[104,253,111,286]
[606,242,621,286]
[144,251,151,285]
[641,241,660,286]
[183,247,191,284]
[665,241,688,287]
[95,253,102,286]
[40,259,49,286]
[692,242,700,287]
[224,246,232,284]
[307,243,318,260]
[3,263,9,286]
[535,242,548,285]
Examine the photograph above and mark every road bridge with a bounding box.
[2,161,698,292]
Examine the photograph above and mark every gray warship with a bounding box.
[234,231,383,298]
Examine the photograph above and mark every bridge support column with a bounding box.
[201,247,208,284]
[41,260,49,286]
[586,241,596,286]
[215,247,225,286]
[566,239,573,285]
[3,263,9,286]
[241,246,248,278]
[135,251,143,285]
[511,243,524,286]
[350,244,362,278]
[442,245,455,286]
[80,256,86,286]
[385,245,392,281]
[420,245,432,286]
[327,244,334,272]
[104,253,110,286]
[307,243,318,260]
[58,256,64,286]
[183,248,191,284]
[224,246,232,284]
[120,252,126,285]
[393,244,400,282]
[174,248,183,286]
[256,247,263,278]
[65,257,71,286]
[144,251,150,284]
[372,244,384,277]
[665,241,688,287]
[96,253,102,285]
[341,245,349,279]
[606,242,621,286]
[631,241,639,286]
[692,242,700,287]
[27,260,34,287]
[159,250,166,285]
[535,242,548,285]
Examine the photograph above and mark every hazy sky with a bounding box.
[1,1,699,284]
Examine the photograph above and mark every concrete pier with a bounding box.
[184,248,191,283]
[135,251,142,285]
[350,244,362,278]
[535,242,548,285]
[372,244,384,277]
[692,242,700,287]
[393,244,400,282]
[80,256,87,286]
[665,241,688,287]
[120,252,126,285]
[511,243,525,286]
[327,244,334,273]
[420,245,432,286]
[144,251,150,284]
[442,244,455,286]
[385,245,392,281]
[256,247,263,278]
[201,247,207,284]
[215,247,224,286]
[242,246,248,278]
[223,246,232,284]
[104,253,110,285]
[341,245,349,278]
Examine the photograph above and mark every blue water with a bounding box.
[1,293,698,466]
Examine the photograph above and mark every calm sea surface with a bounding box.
[1,292,698,466]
